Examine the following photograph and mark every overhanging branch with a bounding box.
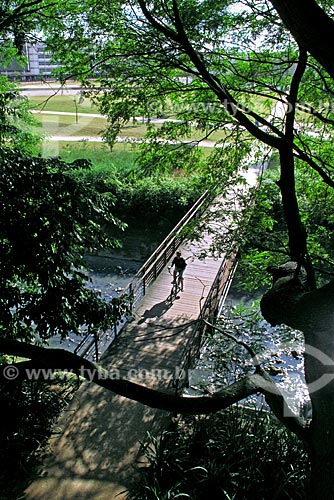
[137,0,282,150]
[0,337,308,444]
[271,0,334,79]
[202,319,308,443]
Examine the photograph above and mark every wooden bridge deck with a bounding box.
[25,219,236,500]
[102,239,233,387]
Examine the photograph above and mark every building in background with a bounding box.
[1,43,59,81]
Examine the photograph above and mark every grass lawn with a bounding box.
[34,111,230,144]
[32,112,161,140]
[29,94,99,114]
[40,140,139,169]
[33,113,106,136]
[29,94,260,152]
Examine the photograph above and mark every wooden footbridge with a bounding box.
[25,191,239,500]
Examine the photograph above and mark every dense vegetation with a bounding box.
[239,160,334,291]
[131,408,308,500]
[0,375,77,500]
[68,154,206,218]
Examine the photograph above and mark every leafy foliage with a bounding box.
[74,167,205,216]
[296,163,334,276]
[137,124,206,176]
[0,0,58,50]
[41,0,334,279]
[0,148,127,342]
[131,408,308,500]
[238,163,334,289]
[0,376,76,500]
[0,76,41,153]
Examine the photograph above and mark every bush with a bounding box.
[74,166,205,216]
[130,406,308,500]
[45,143,208,218]
[0,378,77,499]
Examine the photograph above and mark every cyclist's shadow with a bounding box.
[138,300,172,324]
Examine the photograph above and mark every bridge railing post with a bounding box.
[128,282,134,314]
[153,259,157,280]
[142,265,146,297]
[94,331,99,362]
[163,242,167,266]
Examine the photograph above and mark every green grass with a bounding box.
[33,112,162,141]
[39,141,138,170]
[27,93,262,164]
[33,113,107,136]
[29,94,99,114]
[29,95,228,144]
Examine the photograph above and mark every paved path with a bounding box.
[46,135,219,148]
[25,234,231,500]
[30,109,226,147]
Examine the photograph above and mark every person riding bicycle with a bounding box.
[169,251,187,291]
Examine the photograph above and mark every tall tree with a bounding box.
[3,1,334,497]
[45,0,334,276]
[0,148,128,343]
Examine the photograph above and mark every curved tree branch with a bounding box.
[0,0,57,33]
[137,0,282,150]
[137,1,334,193]
[202,318,309,442]
[0,337,308,444]
[202,318,262,372]
[285,47,308,142]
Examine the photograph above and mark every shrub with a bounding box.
[131,406,308,500]
[0,377,77,499]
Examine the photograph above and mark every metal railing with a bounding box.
[172,248,239,394]
[124,190,211,313]
[75,191,211,360]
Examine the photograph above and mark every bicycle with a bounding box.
[167,266,183,303]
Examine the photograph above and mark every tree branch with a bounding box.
[0,337,308,444]
[202,318,308,442]
[137,0,282,150]
[285,47,308,142]
[202,318,262,373]
[0,0,57,33]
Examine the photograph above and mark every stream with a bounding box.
[47,213,179,351]
[185,283,310,416]
[47,254,139,351]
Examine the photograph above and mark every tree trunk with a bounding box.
[261,277,334,499]
[277,144,307,262]
[271,0,334,79]
[307,383,334,499]
[301,282,334,498]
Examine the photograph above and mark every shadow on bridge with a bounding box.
[137,299,173,323]
[26,313,198,500]
[25,192,239,500]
